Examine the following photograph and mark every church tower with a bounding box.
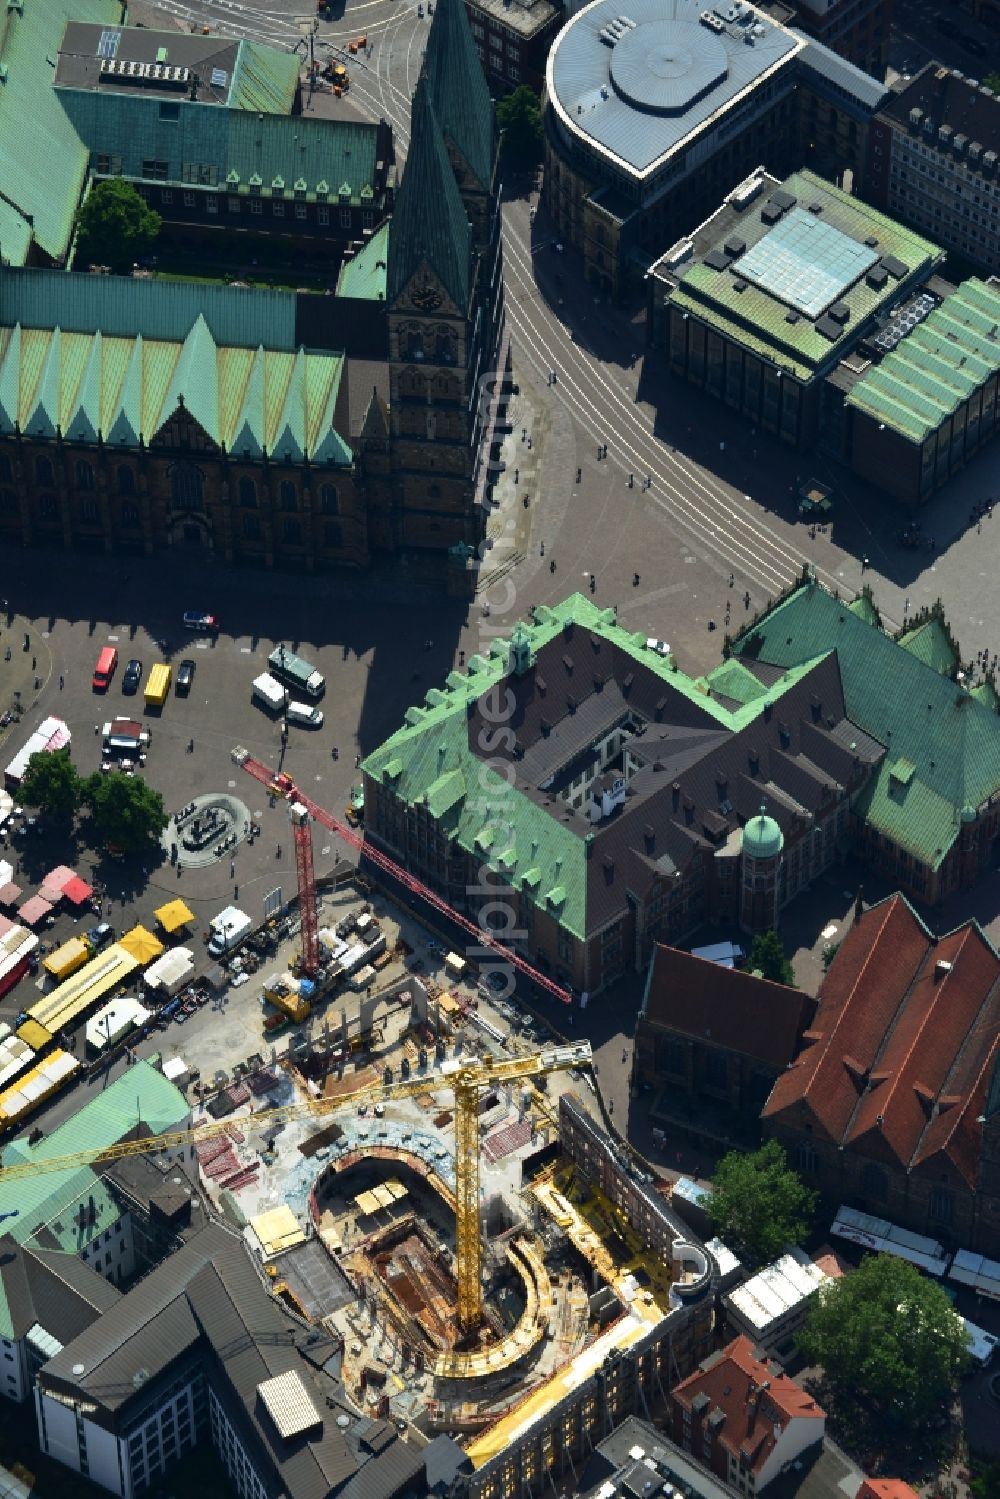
[386,0,505,558]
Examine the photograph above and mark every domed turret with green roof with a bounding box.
[742,803,784,860]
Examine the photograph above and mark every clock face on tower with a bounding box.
[412,280,443,310]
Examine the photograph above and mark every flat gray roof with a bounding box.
[547,0,802,177]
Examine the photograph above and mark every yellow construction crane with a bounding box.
[0,1041,592,1332]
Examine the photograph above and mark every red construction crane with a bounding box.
[289,800,320,976]
[232,748,571,1004]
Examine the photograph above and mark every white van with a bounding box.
[252,673,288,715]
[964,1317,998,1368]
[287,701,324,729]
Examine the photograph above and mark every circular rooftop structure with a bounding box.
[609,22,727,114]
[742,812,784,861]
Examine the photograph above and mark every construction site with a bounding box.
[186,752,716,1495]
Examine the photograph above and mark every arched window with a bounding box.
[239,477,257,508]
[40,493,58,520]
[861,1161,887,1202]
[323,521,342,548]
[117,466,136,496]
[406,329,425,360]
[279,480,297,512]
[282,517,301,543]
[0,455,11,482]
[170,461,204,513]
[80,497,98,523]
[320,483,338,516]
[243,512,261,539]
[121,502,139,527]
[795,1142,817,1175]
[76,459,95,492]
[435,331,455,362]
[36,456,54,487]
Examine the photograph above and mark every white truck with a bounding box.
[207,905,252,958]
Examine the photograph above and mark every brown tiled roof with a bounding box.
[467,633,880,936]
[763,894,1000,1187]
[641,944,815,1070]
[672,1335,824,1474]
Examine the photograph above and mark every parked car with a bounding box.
[183,611,218,633]
[122,658,143,694]
[176,659,196,695]
[87,922,115,950]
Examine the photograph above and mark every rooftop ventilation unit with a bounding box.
[909,107,923,128]
[953,133,967,153]
[729,175,764,209]
[700,11,725,32]
[666,239,694,268]
[969,141,982,162]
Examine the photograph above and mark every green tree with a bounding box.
[984,73,1000,95]
[798,1253,970,1427]
[971,1460,1000,1499]
[75,179,161,274]
[706,1140,816,1264]
[497,85,543,167]
[749,928,796,985]
[19,749,84,822]
[84,771,168,854]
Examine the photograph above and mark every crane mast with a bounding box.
[1,1041,593,1333]
[232,748,572,1005]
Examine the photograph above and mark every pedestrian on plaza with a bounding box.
[59,675,64,690]
[744,591,751,609]
[729,573,735,587]
[550,560,556,574]
[633,572,640,586]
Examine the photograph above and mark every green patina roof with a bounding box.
[0,316,350,462]
[848,592,881,626]
[898,615,959,677]
[742,810,783,859]
[0,0,120,263]
[845,279,1000,444]
[336,222,389,301]
[57,80,379,202]
[669,171,942,383]
[699,657,772,706]
[228,39,300,114]
[0,1062,187,1332]
[971,680,999,712]
[364,594,854,938]
[387,77,471,309]
[1,265,299,350]
[422,0,495,193]
[735,581,1000,869]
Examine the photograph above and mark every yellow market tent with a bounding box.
[154,899,195,934]
[42,937,91,983]
[119,924,165,965]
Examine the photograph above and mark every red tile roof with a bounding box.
[641,945,816,1070]
[858,1479,920,1499]
[763,894,1000,1186]
[671,1335,824,1475]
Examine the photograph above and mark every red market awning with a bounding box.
[62,876,93,906]
[18,895,53,926]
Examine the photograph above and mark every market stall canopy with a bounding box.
[86,996,152,1053]
[17,895,53,927]
[0,792,12,829]
[143,947,195,996]
[154,899,195,934]
[42,865,75,892]
[119,924,165,965]
[62,875,93,907]
[43,937,91,983]
[0,883,22,907]
[0,862,11,889]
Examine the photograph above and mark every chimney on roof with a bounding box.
[672,782,681,811]
[935,959,953,979]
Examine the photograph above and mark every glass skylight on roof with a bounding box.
[736,208,880,319]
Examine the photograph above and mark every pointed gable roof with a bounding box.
[764,893,1000,1187]
[159,315,220,444]
[387,76,471,310]
[422,0,495,192]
